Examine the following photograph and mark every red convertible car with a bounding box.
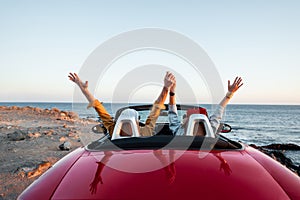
[18,105,300,200]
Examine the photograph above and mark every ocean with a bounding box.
[1,102,299,165]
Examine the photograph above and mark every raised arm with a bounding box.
[168,78,181,135]
[68,72,96,103]
[210,76,244,134]
[219,76,243,108]
[169,78,176,105]
[69,72,115,136]
[154,72,175,105]
[142,72,175,136]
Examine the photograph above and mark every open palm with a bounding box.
[228,77,243,93]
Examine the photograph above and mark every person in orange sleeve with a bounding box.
[68,72,175,137]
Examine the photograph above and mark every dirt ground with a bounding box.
[0,106,99,200]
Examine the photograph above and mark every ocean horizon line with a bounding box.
[0,101,299,106]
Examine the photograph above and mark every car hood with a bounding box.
[51,147,292,200]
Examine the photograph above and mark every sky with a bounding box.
[0,0,299,105]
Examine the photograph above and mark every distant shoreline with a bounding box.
[0,102,300,106]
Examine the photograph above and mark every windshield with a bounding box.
[138,110,187,124]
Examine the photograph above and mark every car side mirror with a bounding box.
[92,123,107,134]
[221,123,232,133]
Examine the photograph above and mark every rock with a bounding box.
[261,143,300,150]
[61,111,68,116]
[21,106,32,111]
[59,136,67,142]
[58,111,71,120]
[44,129,54,136]
[67,132,76,137]
[15,161,51,178]
[51,107,60,112]
[10,106,19,110]
[51,107,60,113]
[68,111,79,120]
[60,112,66,117]
[0,106,7,110]
[250,144,300,176]
[59,141,71,151]
[43,109,50,114]
[33,107,42,113]
[7,130,26,141]
[27,162,51,178]
[28,132,41,138]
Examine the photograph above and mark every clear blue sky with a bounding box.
[0,0,299,104]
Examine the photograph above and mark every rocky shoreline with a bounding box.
[0,105,99,200]
[250,143,300,176]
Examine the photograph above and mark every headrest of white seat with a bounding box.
[185,114,215,138]
[111,109,140,140]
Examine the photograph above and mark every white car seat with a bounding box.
[185,114,215,138]
[111,109,140,140]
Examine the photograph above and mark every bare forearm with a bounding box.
[169,94,176,105]
[219,95,231,108]
[155,86,169,105]
[169,78,176,105]
[69,73,97,104]
[79,86,96,104]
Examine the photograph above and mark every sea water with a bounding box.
[1,102,299,164]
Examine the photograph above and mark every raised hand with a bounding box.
[68,72,88,90]
[164,72,175,89]
[228,77,243,93]
[68,72,96,103]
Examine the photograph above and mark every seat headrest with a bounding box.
[111,109,140,140]
[185,114,215,138]
[119,109,139,121]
